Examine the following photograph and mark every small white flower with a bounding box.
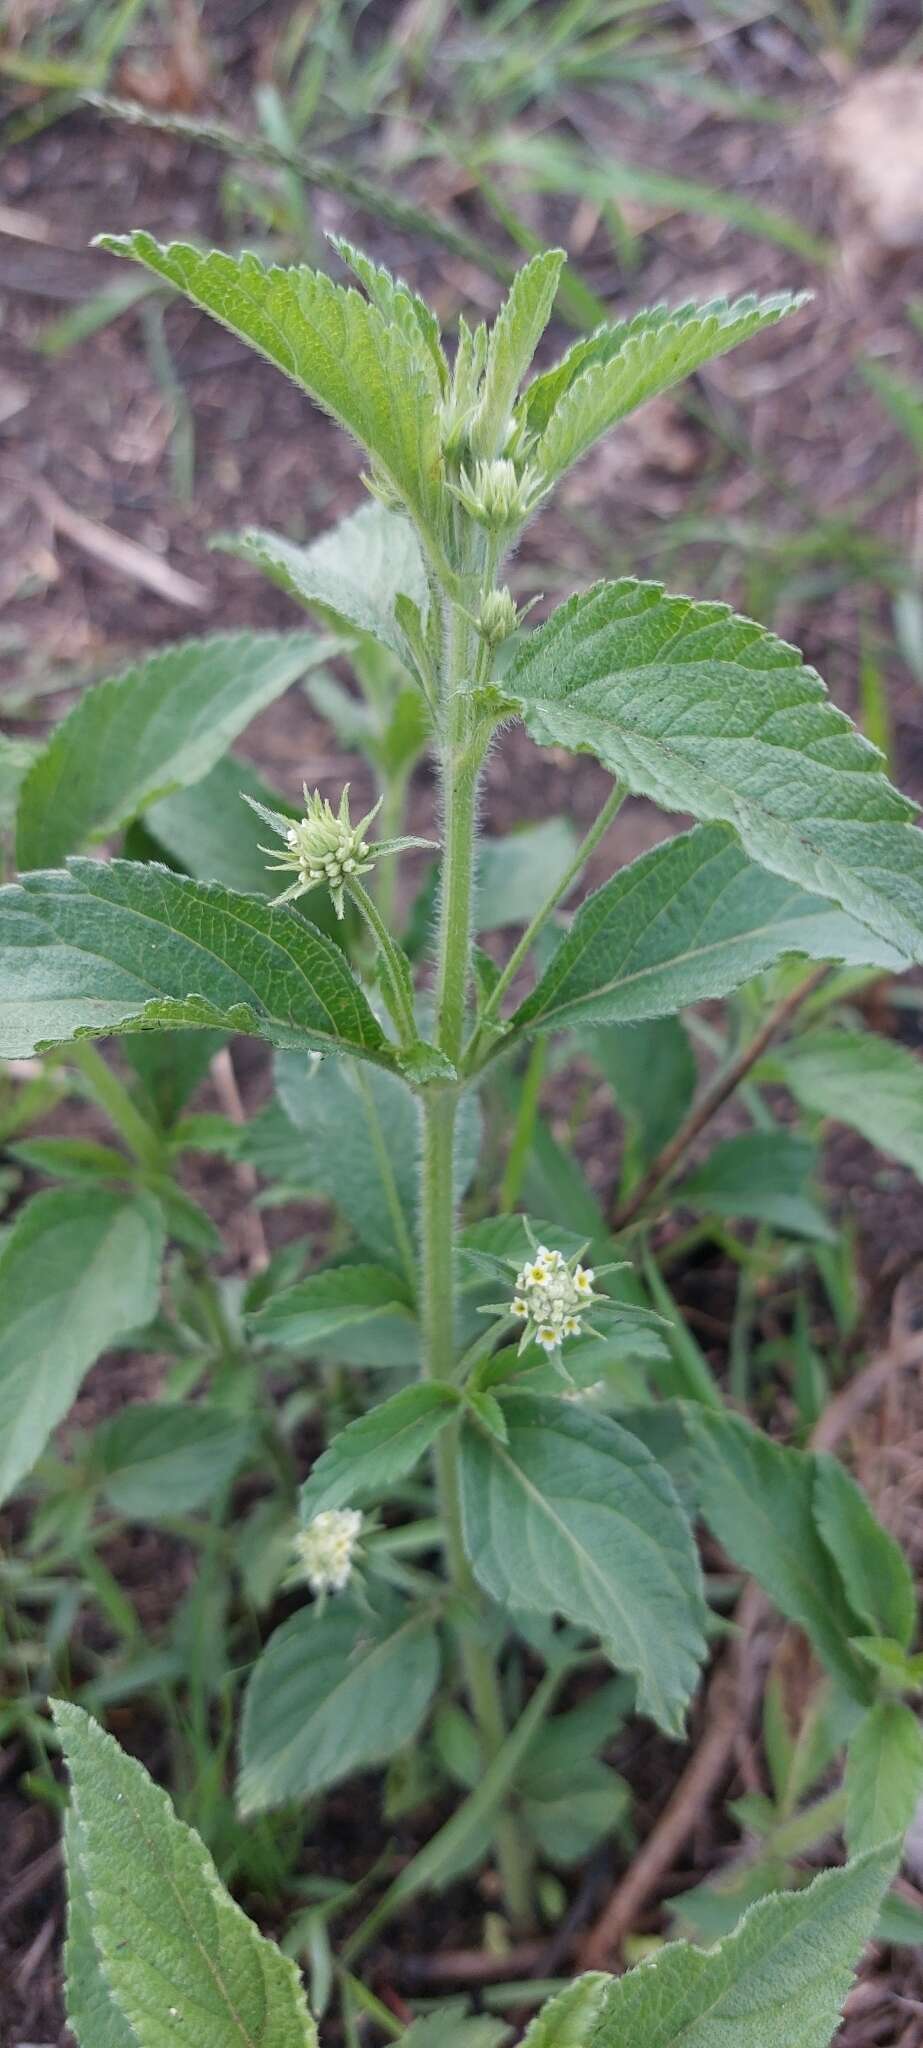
[506,1243,606,1362]
[295,1508,363,1596]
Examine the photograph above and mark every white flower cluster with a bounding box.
[295,1508,363,1596]
[511,1244,596,1355]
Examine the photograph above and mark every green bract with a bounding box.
[4,236,919,2048]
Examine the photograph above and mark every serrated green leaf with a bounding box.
[769,1029,923,1179]
[300,1384,459,1515]
[522,1976,610,2048]
[689,1410,871,1699]
[91,1404,254,1519]
[471,249,564,458]
[0,1188,163,1505]
[504,584,923,965]
[97,234,444,540]
[530,291,808,481]
[0,860,390,1064]
[329,237,448,397]
[54,1701,316,2048]
[676,1130,832,1240]
[591,1843,896,2048]
[846,1701,923,1856]
[459,1394,706,1736]
[511,824,902,1040]
[238,1601,440,1813]
[216,502,428,673]
[15,632,327,872]
[251,1264,416,1354]
[64,1806,139,2048]
[813,1454,916,1650]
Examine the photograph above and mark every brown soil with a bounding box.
[3,2,923,2040]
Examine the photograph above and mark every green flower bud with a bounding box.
[476,586,520,646]
[452,457,546,533]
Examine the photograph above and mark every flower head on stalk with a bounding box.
[472,1220,629,1381]
[243,784,435,919]
[294,1508,363,1598]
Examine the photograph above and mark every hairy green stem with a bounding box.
[465,779,626,1068]
[417,588,535,1927]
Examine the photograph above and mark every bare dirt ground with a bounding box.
[3,2,923,2039]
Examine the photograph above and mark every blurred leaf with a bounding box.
[0,1188,163,1505]
[676,1130,832,1240]
[91,1404,254,1518]
[813,1454,916,1650]
[589,1017,695,1167]
[16,632,328,871]
[689,1410,871,1699]
[769,1029,923,1180]
[846,1700,923,1856]
[238,1600,440,1813]
[475,819,578,931]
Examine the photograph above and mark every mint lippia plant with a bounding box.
[5,237,923,2042]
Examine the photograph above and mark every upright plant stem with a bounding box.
[417,592,535,1927]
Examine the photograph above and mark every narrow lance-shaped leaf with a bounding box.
[215,501,429,675]
[0,1188,164,1506]
[846,1701,923,1857]
[689,1409,873,1700]
[511,822,902,1038]
[299,1384,460,1517]
[96,234,444,540]
[459,1394,707,1737]
[813,1451,916,1649]
[54,1701,316,2048]
[528,290,809,481]
[503,580,923,964]
[250,1264,416,1353]
[589,1842,897,2048]
[0,859,390,1065]
[470,249,565,458]
[16,631,330,872]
